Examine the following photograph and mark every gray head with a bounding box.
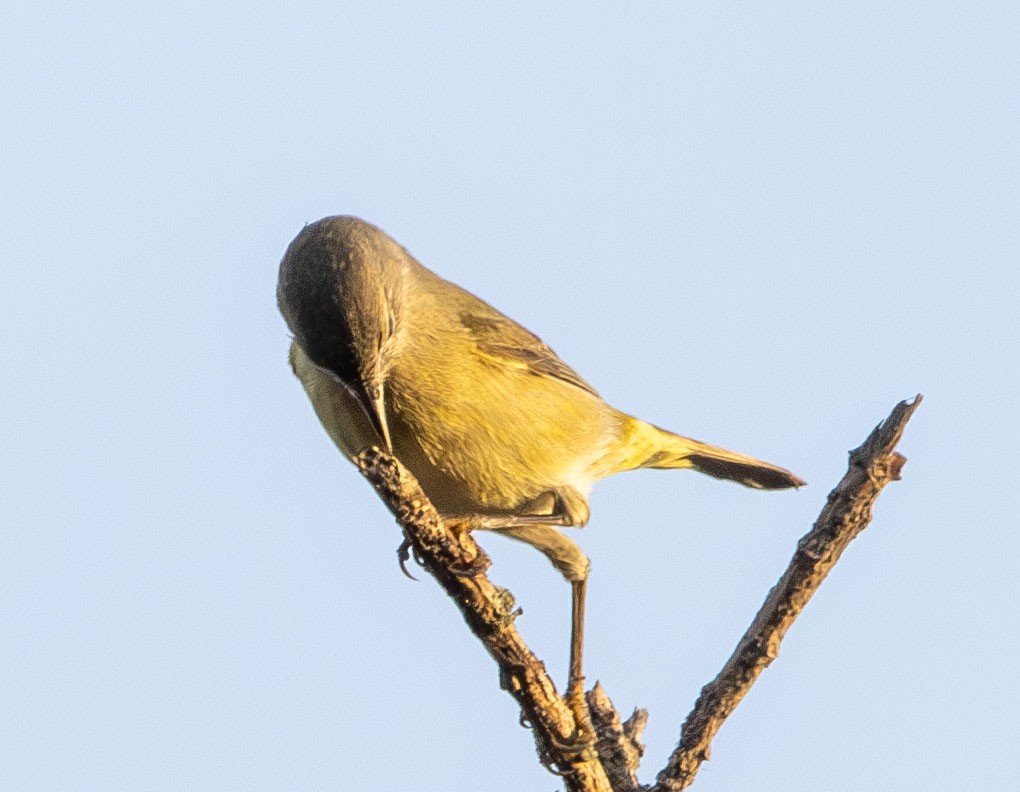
[277,215,410,385]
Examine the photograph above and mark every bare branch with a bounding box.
[353,448,613,792]
[652,395,923,791]
[587,683,647,792]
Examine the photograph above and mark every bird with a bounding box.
[277,215,804,702]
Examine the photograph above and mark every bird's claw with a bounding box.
[538,725,596,774]
[447,547,491,577]
[554,681,597,761]
[535,682,598,772]
[396,537,425,580]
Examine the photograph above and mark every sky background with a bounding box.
[2,3,1017,790]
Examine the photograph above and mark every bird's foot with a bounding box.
[535,679,598,773]
[562,679,598,757]
[540,727,597,771]
[446,530,491,577]
[396,537,425,580]
[446,546,491,577]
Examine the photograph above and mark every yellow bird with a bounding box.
[277,216,804,699]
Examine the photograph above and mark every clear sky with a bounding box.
[2,3,1016,790]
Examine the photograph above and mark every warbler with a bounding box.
[277,215,804,697]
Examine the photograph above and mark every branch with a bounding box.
[353,448,613,792]
[652,394,923,791]
[587,683,648,792]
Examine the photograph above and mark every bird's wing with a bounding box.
[457,308,601,398]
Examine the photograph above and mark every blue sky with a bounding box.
[2,3,1017,790]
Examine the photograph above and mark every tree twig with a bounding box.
[587,683,647,792]
[652,394,923,791]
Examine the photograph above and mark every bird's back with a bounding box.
[384,261,623,515]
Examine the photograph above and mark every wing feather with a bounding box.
[458,310,600,398]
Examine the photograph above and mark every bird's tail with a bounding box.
[612,415,805,490]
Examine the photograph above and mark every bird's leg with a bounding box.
[448,487,596,746]
[563,571,593,749]
[489,522,594,756]
[568,576,587,702]
[473,526,594,744]
[461,512,572,530]
[441,510,575,577]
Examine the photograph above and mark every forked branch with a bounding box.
[353,395,922,791]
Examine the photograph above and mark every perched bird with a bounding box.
[277,215,804,699]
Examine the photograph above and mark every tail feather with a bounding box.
[680,448,805,489]
[622,418,805,490]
